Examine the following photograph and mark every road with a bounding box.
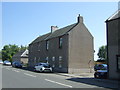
[1,65,119,89]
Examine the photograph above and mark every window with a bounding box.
[59,56,62,68]
[34,57,36,65]
[38,43,40,51]
[52,57,55,67]
[52,57,55,61]
[59,37,63,48]
[46,40,49,50]
[30,45,33,52]
[46,57,49,63]
[117,55,120,72]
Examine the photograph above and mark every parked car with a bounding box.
[94,64,108,79]
[94,64,107,71]
[34,63,52,72]
[3,60,11,66]
[12,61,22,68]
[0,60,3,64]
[94,70,108,79]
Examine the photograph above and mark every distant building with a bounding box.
[28,15,94,73]
[12,49,28,65]
[106,10,120,80]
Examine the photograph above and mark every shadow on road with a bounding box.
[66,77,119,89]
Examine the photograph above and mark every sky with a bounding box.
[1,2,118,60]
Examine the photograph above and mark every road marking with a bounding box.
[45,79,72,88]
[24,73,36,77]
[6,68,10,70]
[13,70,20,72]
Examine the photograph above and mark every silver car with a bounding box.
[3,60,11,66]
[34,63,52,72]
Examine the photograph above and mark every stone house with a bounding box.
[106,10,120,80]
[12,49,28,65]
[28,15,94,73]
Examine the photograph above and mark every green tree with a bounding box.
[2,44,20,62]
[20,45,28,51]
[2,44,28,62]
[0,50,2,59]
[97,45,107,61]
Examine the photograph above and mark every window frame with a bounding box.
[59,37,63,49]
[116,55,120,72]
[59,56,62,68]
[46,40,49,50]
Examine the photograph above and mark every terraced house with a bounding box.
[28,15,94,73]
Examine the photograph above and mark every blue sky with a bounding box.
[2,2,118,60]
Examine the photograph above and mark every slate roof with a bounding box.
[12,50,28,58]
[30,23,77,44]
[31,33,51,44]
[12,50,25,58]
[45,23,77,40]
[107,10,120,21]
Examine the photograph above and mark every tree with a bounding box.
[20,45,28,51]
[0,50,2,59]
[2,44,20,62]
[2,44,28,62]
[97,45,107,61]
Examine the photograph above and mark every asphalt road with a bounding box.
[1,65,119,89]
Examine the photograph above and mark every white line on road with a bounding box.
[12,70,20,72]
[24,73,36,77]
[45,79,72,88]
[6,68,10,70]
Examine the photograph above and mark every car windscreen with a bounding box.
[43,64,50,68]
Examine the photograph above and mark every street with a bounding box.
[1,65,119,89]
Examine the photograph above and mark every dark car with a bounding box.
[94,64,108,79]
[12,61,22,68]
[94,70,108,79]
[94,64,107,71]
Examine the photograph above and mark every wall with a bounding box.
[28,35,69,73]
[68,22,94,74]
[107,19,120,79]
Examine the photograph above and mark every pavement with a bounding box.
[26,66,119,85]
[2,65,120,89]
[56,72,120,86]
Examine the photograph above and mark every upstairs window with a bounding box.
[38,43,40,51]
[59,37,63,48]
[46,40,49,50]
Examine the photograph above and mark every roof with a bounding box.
[21,49,28,58]
[30,23,77,44]
[30,33,51,44]
[45,23,77,40]
[107,10,120,21]
[12,50,28,58]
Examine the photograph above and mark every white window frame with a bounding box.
[52,56,55,67]
[46,57,49,63]
[46,40,49,50]
[59,56,62,68]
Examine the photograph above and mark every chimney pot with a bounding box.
[51,26,58,33]
[77,14,83,23]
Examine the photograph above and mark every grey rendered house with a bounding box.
[12,49,28,65]
[28,15,94,73]
[106,10,120,80]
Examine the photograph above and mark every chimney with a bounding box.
[77,14,83,23]
[51,26,58,33]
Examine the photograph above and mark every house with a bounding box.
[12,49,28,65]
[28,15,94,73]
[106,10,120,80]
